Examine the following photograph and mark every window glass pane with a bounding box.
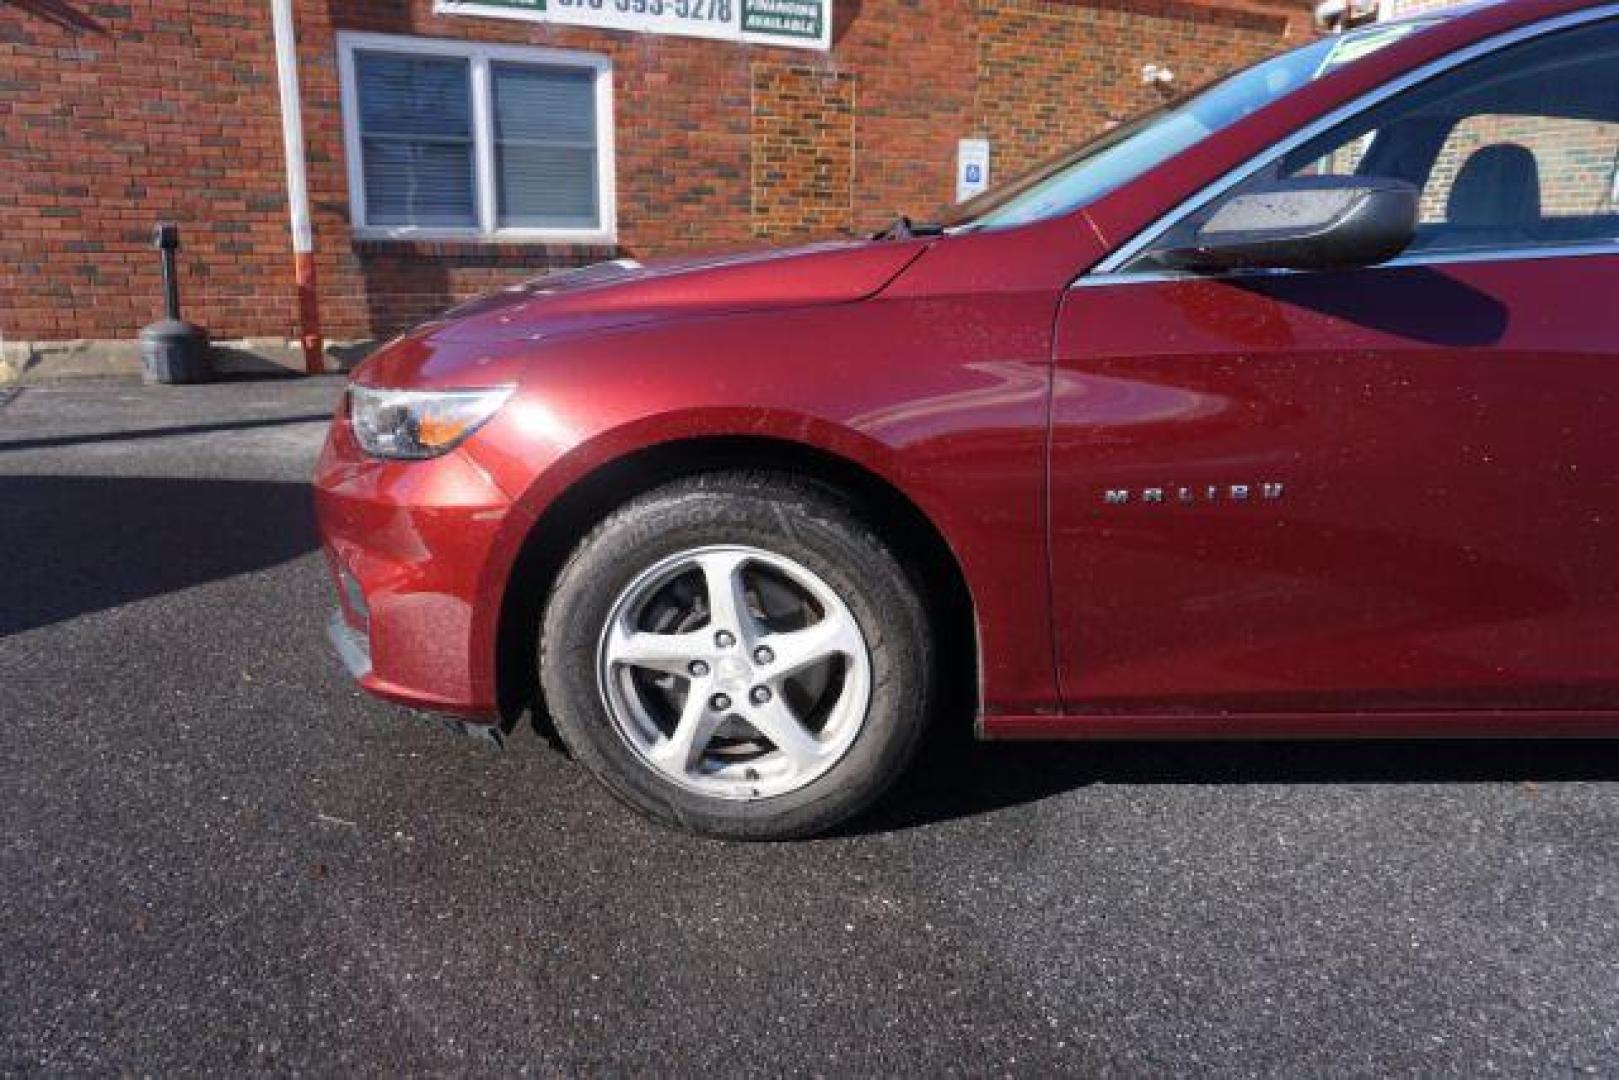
[1423,115,1619,222]
[497,146,598,226]
[1295,133,1381,180]
[492,63,599,229]
[355,51,476,228]
[361,140,478,228]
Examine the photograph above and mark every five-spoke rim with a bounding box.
[596,545,872,801]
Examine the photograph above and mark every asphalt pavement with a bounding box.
[1,377,1615,1076]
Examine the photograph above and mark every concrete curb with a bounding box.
[0,338,376,385]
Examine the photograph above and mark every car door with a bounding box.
[1049,15,1619,716]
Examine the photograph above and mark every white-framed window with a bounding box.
[336,31,616,243]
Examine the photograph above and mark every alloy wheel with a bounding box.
[596,545,872,801]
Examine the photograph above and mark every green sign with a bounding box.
[742,0,824,41]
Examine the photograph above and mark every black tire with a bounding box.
[539,471,933,840]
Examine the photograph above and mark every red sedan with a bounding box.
[315,0,1619,838]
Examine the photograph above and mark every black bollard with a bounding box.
[138,222,212,384]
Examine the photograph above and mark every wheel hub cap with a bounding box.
[713,656,752,695]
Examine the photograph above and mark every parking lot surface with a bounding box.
[2,377,1615,1075]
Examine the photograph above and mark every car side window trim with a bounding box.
[1077,242,1619,289]
[1077,4,1619,288]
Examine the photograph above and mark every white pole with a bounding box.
[271,0,323,373]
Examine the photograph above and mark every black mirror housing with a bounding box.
[1153,176,1420,273]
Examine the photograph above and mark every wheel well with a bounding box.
[494,436,979,738]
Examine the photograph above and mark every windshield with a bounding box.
[952,22,1432,232]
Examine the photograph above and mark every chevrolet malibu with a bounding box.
[315,0,1619,838]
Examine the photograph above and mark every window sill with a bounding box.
[352,227,617,246]
[351,233,621,260]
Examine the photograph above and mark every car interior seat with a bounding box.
[1443,142,1544,248]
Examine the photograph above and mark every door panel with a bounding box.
[1049,254,1619,714]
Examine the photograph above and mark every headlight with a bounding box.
[349,385,514,460]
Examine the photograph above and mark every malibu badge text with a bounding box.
[1103,483,1286,506]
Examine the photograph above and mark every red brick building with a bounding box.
[2,0,1312,375]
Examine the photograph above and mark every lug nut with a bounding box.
[715,630,736,648]
[710,693,732,712]
[688,660,710,678]
[750,686,772,705]
[753,646,775,665]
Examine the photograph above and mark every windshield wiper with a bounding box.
[874,215,946,241]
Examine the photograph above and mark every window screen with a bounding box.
[354,51,477,229]
[492,63,600,230]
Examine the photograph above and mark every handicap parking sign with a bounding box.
[956,139,991,203]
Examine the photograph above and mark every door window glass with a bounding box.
[1132,17,1619,267]
[1421,115,1619,223]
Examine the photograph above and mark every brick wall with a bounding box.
[751,65,857,240]
[2,0,1304,347]
[3,2,298,343]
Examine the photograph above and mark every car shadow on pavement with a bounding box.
[0,475,318,638]
[0,413,333,456]
[854,729,1619,835]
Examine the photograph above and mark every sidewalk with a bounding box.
[0,338,370,385]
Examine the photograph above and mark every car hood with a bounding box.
[425,238,929,343]
[356,237,934,386]
[357,238,939,386]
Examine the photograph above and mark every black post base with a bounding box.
[138,319,212,385]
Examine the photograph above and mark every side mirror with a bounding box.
[1152,176,1419,273]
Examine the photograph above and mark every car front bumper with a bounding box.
[312,402,517,726]
[326,607,373,682]
[326,609,509,748]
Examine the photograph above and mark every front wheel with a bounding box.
[540,473,933,840]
